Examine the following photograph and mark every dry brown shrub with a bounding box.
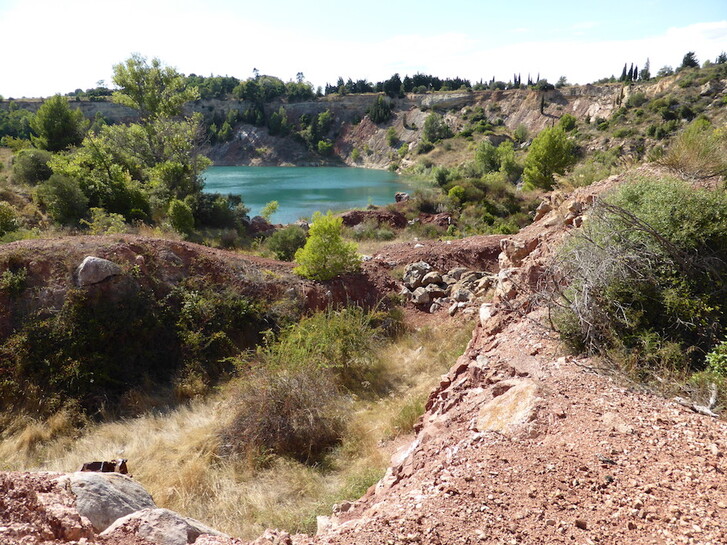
[220,367,345,464]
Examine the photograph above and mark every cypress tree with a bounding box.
[633,65,639,81]
[620,64,628,82]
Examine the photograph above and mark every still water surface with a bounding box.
[203,166,414,224]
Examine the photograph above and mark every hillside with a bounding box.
[4,66,725,173]
[1,167,726,545]
[1,58,726,545]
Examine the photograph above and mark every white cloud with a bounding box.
[0,3,725,98]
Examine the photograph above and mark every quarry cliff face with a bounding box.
[2,84,623,169]
[203,84,624,168]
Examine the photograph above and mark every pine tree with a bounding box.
[620,63,628,82]
[641,58,651,80]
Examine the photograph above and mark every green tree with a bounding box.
[386,127,398,147]
[474,140,499,172]
[422,113,452,143]
[0,202,18,237]
[35,174,89,224]
[30,95,86,152]
[267,225,307,261]
[168,199,194,235]
[367,96,392,124]
[640,58,651,80]
[558,113,577,132]
[680,51,699,70]
[260,200,279,221]
[523,127,576,189]
[383,73,403,98]
[112,54,198,120]
[12,148,53,185]
[294,211,360,281]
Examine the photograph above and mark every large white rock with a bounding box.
[100,507,226,545]
[76,256,122,286]
[475,379,541,436]
[55,472,155,531]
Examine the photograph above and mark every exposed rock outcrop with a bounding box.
[55,472,155,532]
[75,255,122,286]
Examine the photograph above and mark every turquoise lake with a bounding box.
[203,166,415,224]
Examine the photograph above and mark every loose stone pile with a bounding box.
[399,261,495,315]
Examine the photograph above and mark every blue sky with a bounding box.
[0,0,725,97]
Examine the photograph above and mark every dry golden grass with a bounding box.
[0,320,473,539]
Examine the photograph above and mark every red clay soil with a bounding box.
[283,169,727,545]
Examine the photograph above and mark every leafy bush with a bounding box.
[386,127,398,147]
[317,139,333,156]
[349,219,395,241]
[513,124,529,143]
[0,267,26,297]
[12,149,53,185]
[706,341,727,377]
[168,199,194,235]
[0,282,268,416]
[81,207,126,234]
[189,193,248,229]
[267,225,307,261]
[558,114,577,132]
[422,113,452,142]
[260,200,279,221]
[523,127,576,189]
[294,211,360,281]
[35,174,89,225]
[548,177,727,375]
[259,306,383,385]
[626,92,648,108]
[0,202,19,236]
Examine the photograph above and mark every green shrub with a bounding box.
[349,219,395,241]
[558,113,577,131]
[294,211,360,281]
[706,341,727,377]
[168,198,194,235]
[317,139,333,156]
[35,174,89,225]
[386,127,398,147]
[81,207,127,234]
[0,202,19,236]
[549,177,727,374]
[0,283,269,416]
[267,225,307,261]
[422,113,452,142]
[513,124,529,143]
[417,140,434,154]
[0,267,26,297]
[626,92,648,108]
[351,148,361,162]
[523,127,576,189]
[12,148,53,185]
[367,96,392,124]
[260,200,279,221]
